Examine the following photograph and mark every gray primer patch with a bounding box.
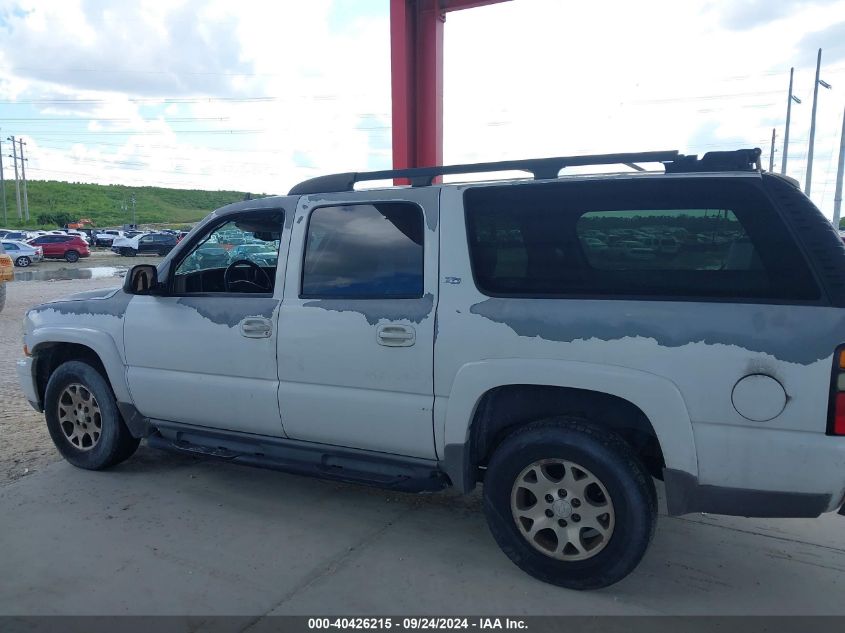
[176,297,279,327]
[425,207,438,231]
[30,288,132,319]
[469,298,845,366]
[303,293,434,326]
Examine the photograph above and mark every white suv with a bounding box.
[16,149,845,589]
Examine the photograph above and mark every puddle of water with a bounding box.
[14,266,129,282]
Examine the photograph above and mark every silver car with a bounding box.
[1,240,43,267]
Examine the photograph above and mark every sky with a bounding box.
[1,0,844,218]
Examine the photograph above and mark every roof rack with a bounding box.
[289,148,762,196]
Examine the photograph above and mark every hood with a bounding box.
[39,287,122,305]
[28,286,132,320]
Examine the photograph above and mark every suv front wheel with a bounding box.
[482,417,656,590]
[44,360,139,470]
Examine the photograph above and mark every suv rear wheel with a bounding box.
[482,417,656,590]
[44,360,139,470]
[64,250,79,263]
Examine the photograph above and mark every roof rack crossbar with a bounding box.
[288,148,762,196]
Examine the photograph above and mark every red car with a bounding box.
[27,234,90,262]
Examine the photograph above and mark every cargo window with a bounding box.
[464,179,820,301]
[301,203,424,299]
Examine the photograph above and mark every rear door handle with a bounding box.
[240,317,273,338]
[376,324,416,347]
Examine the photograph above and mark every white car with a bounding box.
[16,147,845,591]
[0,240,43,267]
[95,230,124,246]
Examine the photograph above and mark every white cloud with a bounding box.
[0,0,843,217]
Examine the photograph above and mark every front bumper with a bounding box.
[16,357,41,412]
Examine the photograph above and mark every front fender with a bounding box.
[28,327,131,404]
[440,359,698,491]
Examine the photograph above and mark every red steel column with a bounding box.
[390,0,415,175]
[390,0,508,177]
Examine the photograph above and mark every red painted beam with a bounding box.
[390,0,509,179]
[390,0,415,178]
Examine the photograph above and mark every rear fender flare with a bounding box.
[440,359,698,491]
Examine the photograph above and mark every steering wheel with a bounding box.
[223,259,273,293]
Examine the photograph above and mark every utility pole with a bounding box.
[130,194,136,227]
[782,67,800,175]
[18,138,29,222]
[769,128,776,172]
[8,135,22,221]
[833,106,845,230]
[0,135,7,226]
[806,48,832,197]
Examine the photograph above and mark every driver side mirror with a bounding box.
[124,264,164,295]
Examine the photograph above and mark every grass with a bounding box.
[0,179,262,229]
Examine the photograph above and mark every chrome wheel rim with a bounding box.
[510,458,615,561]
[57,383,102,451]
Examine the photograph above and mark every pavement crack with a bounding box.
[668,514,845,555]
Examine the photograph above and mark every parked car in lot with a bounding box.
[1,240,43,267]
[112,232,177,257]
[229,243,279,267]
[64,229,93,245]
[27,234,90,262]
[16,148,845,591]
[94,230,123,247]
[2,231,30,242]
[0,242,12,312]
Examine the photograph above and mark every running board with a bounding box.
[146,420,449,493]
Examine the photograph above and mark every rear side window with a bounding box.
[464,178,820,301]
[302,203,424,298]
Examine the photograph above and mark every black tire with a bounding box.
[121,248,136,257]
[482,417,657,590]
[65,250,80,263]
[15,256,31,267]
[44,360,140,470]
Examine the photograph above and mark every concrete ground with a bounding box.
[1,261,844,616]
[1,446,844,616]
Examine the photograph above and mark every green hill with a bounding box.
[0,180,259,229]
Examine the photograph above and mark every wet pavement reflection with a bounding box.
[14,266,129,282]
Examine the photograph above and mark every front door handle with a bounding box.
[376,324,416,347]
[240,317,273,338]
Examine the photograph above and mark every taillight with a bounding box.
[828,348,845,435]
